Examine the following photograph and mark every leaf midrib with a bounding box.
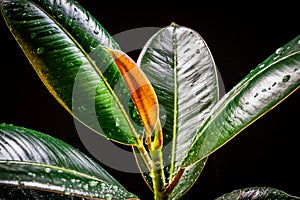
[0,160,101,181]
[169,24,179,185]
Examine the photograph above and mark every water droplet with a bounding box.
[115,117,120,127]
[93,29,99,35]
[282,75,290,82]
[68,19,73,26]
[85,14,90,22]
[44,167,51,173]
[64,188,71,195]
[154,161,161,168]
[58,14,63,19]
[112,185,118,190]
[89,180,99,187]
[275,47,284,54]
[18,181,25,186]
[83,183,89,191]
[258,63,265,69]
[37,47,45,55]
[28,172,36,177]
[105,194,112,200]
[89,46,96,51]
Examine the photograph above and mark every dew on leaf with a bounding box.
[89,180,99,187]
[83,183,89,191]
[282,75,290,82]
[68,19,73,26]
[18,181,25,186]
[64,188,71,195]
[112,185,118,190]
[100,182,106,189]
[27,172,36,177]
[275,47,284,54]
[105,194,112,200]
[44,167,51,173]
[93,29,99,35]
[37,47,45,55]
[258,63,265,69]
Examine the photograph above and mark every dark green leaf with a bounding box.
[0,186,87,199]
[215,187,300,200]
[182,34,300,167]
[0,0,140,145]
[136,23,219,198]
[0,123,139,199]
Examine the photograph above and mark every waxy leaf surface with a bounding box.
[0,0,139,145]
[182,34,300,167]
[215,187,300,200]
[0,123,138,199]
[136,23,219,199]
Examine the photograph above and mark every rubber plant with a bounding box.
[0,0,299,199]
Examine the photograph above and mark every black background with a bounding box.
[0,2,299,200]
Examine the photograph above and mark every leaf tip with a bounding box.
[170,22,179,28]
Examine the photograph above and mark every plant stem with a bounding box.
[150,149,169,200]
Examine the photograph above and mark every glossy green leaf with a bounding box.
[136,23,219,198]
[0,123,139,199]
[215,187,300,200]
[0,186,89,199]
[0,0,140,145]
[182,35,300,167]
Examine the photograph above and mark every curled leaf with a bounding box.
[107,49,163,150]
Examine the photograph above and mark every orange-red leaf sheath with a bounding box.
[107,49,163,150]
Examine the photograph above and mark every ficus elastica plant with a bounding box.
[0,0,299,199]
